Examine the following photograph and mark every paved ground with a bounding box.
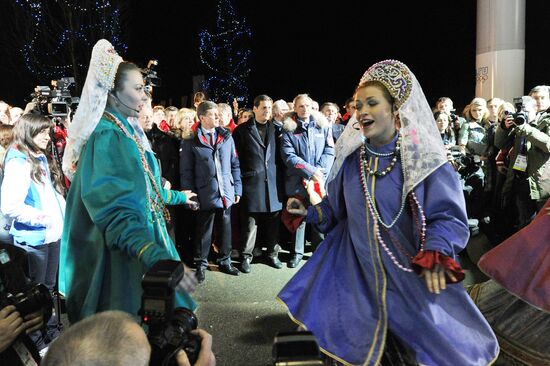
[55,239,489,366]
[193,251,307,366]
[192,236,492,366]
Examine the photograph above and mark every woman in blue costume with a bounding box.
[279,60,499,365]
[58,40,197,323]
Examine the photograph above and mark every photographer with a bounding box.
[42,310,215,366]
[0,246,46,364]
[495,92,550,229]
[434,96,465,138]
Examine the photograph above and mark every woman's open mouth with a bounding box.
[359,118,375,127]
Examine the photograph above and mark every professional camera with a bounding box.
[140,260,201,366]
[450,148,482,180]
[272,331,323,366]
[142,59,161,95]
[0,248,53,321]
[503,96,529,127]
[30,77,79,118]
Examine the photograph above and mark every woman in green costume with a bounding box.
[59,39,197,323]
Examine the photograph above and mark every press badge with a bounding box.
[513,154,528,172]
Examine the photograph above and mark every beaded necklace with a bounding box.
[362,135,402,177]
[359,145,406,228]
[359,147,426,272]
[103,111,171,222]
[364,140,396,157]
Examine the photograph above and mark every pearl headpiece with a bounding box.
[359,59,413,109]
[91,39,123,91]
[62,39,123,179]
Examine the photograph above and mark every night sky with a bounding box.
[1,1,549,113]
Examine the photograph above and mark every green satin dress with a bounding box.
[59,109,196,324]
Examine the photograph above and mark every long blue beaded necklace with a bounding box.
[359,139,426,272]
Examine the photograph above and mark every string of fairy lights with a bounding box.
[198,0,252,103]
[12,0,249,101]
[14,0,127,80]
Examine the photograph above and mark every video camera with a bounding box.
[140,260,200,366]
[30,77,79,118]
[503,96,529,127]
[0,248,53,322]
[142,59,161,95]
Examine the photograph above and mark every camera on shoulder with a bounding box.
[29,77,79,118]
[140,259,201,366]
[0,248,53,321]
[142,60,161,96]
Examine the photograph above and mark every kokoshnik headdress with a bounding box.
[62,39,123,179]
[328,59,448,195]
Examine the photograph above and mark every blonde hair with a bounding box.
[173,108,196,130]
[466,97,488,122]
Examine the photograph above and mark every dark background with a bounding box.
[1,0,549,112]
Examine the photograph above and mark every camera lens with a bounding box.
[12,284,53,321]
[171,307,198,332]
[515,113,527,125]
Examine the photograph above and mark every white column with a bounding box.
[476,0,525,101]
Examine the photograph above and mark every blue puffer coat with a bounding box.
[280,111,335,197]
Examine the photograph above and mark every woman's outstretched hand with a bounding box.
[420,264,457,294]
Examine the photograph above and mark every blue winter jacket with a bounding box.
[179,126,242,210]
[2,149,60,246]
[280,111,335,197]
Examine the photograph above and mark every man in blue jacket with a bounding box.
[281,94,335,267]
[180,101,242,282]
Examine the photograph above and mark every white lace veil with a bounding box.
[328,113,362,183]
[328,60,447,195]
[62,39,123,179]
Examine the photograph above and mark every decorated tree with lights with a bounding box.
[3,0,127,92]
[198,0,252,104]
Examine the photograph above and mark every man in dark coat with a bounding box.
[232,95,283,273]
[180,101,242,283]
